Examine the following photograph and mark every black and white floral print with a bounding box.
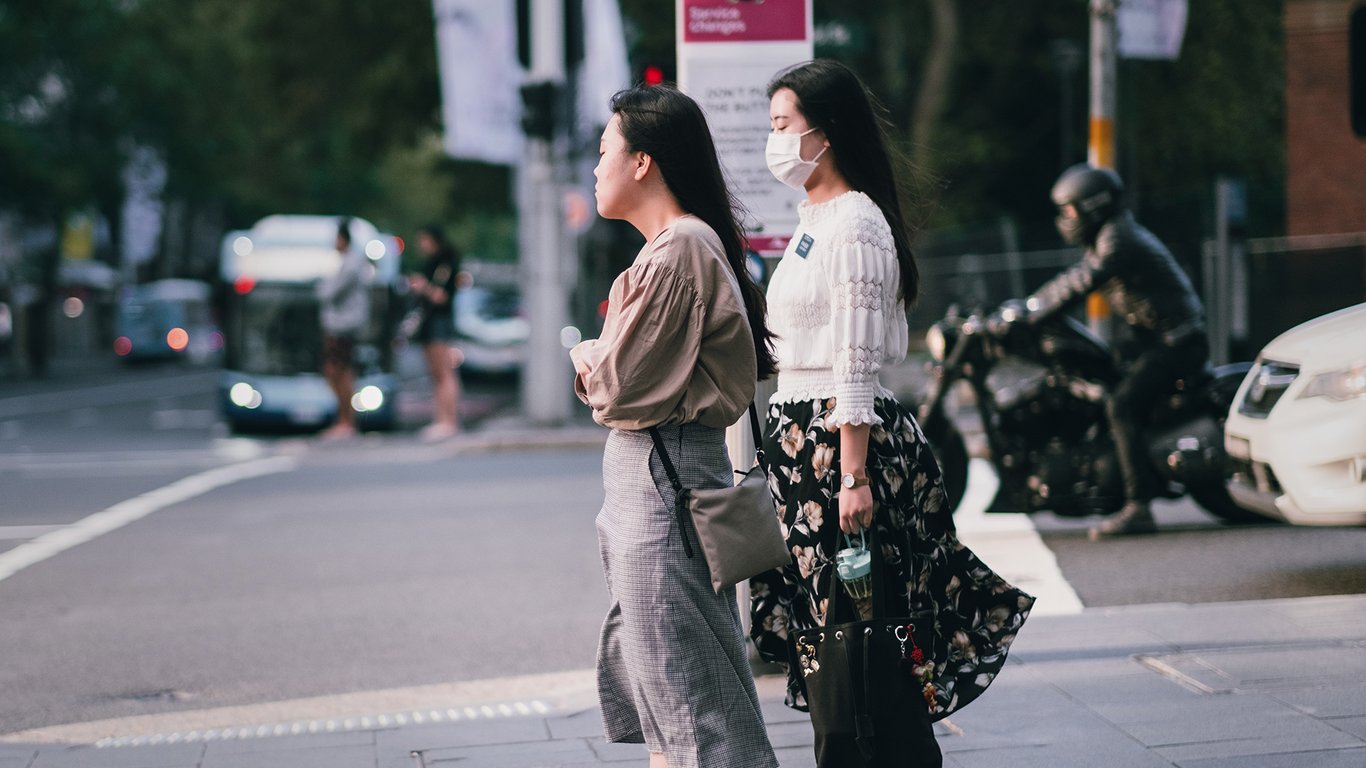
[749,396,1036,719]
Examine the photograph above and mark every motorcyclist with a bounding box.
[996,164,1209,539]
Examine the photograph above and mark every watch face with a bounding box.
[842,474,854,488]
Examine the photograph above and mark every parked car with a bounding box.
[115,279,222,364]
[1224,301,1366,525]
[454,283,527,377]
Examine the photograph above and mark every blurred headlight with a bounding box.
[233,236,253,257]
[926,325,946,362]
[364,239,386,260]
[1298,363,1366,402]
[352,385,385,412]
[229,382,262,409]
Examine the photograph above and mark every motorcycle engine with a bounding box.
[1149,414,1225,485]
[988,356,1101,442]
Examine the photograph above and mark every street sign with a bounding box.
[1117,0,1187,61]
[677,0,813,255]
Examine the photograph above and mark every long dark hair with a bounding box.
[768,59,920,305]
[418,223,461,270]
[610,85,778,380]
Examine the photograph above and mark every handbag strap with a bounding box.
[647,426,695,559]
[824,521,895,624]
[647,403,763,560]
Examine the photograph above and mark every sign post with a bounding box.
[677,0,813,257]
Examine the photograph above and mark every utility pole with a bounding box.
[1088,0,1118,169]
[1086,0,1118,337]
[519,0,572,424]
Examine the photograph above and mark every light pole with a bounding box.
[519,0,573,424]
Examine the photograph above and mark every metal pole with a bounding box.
[520,0,573,424]
[1088,0,1118,170]
[1086,0,1118,338]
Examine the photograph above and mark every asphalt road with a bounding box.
[1,356,1364,736]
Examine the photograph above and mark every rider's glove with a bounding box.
[985,300,1029,339]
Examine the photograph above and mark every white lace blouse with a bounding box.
[766,190,908,426]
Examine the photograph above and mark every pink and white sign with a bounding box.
[677,0,813,256]
[682,0,807,43]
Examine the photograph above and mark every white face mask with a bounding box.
[766,128,827,190]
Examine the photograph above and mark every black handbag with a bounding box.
[793,525,943,767]
[648,404,790,594]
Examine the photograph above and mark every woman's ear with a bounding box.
[633,151,652,182]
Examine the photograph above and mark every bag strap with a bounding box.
[647,426,695,559]
[824,521,895,623]
[647,403,763,560]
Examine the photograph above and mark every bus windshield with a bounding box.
[224,283,321,376]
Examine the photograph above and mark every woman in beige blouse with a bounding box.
[570,85,778,768]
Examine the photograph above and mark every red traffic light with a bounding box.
[643,65,664,86]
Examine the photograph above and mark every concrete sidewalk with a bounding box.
[3,594,1364,767]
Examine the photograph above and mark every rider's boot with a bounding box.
[1089,501,1158,540]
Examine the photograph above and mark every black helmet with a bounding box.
[1050,164,1124,245]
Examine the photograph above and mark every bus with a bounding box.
[218,215,403,432]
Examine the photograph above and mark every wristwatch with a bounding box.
[841,471,869,489]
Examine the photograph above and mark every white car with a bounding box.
[1224,302,1366,525]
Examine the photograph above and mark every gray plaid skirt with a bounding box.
[595,423,778,768]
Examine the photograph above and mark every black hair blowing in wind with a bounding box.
[610,85,778,380]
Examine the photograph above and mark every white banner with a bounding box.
[577,0,632,139]
[433,0,523,165]
[1118,0,1188,61]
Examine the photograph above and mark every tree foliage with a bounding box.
[1,0,1286,269]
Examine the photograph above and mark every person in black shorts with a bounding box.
[408,225,462,440]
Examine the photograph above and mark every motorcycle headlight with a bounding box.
[926,325,947,362]
[1298,362,1366,402]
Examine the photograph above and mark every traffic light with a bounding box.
[642,65,665,86]
[520,81,559,140]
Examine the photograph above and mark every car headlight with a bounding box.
[229,382,262,409]
[1297,362,1366,401]
[926,325,946,362]
[352,385,385,413]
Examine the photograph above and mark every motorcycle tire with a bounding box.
[1188,480,1278,525]
[921,416,968,516]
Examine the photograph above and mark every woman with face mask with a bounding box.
[748,60,1035,768]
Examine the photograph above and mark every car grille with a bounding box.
[1237,360,1299,419]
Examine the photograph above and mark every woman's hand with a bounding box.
[839,485,874,534]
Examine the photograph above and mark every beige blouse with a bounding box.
[571,215,758,431]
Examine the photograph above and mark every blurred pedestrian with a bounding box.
[748,59,1034,768]
[570,84,780,768]
[408,225,462,441]
[317,218,370,439]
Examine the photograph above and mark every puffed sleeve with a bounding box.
[570,260,704,429]
[825,218,894,427]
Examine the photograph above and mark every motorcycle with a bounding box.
[917,301,1261,524]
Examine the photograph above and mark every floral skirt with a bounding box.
[749,396,1036,719]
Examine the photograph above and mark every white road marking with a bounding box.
[953,458,1085,615]
[0,456,296,585]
